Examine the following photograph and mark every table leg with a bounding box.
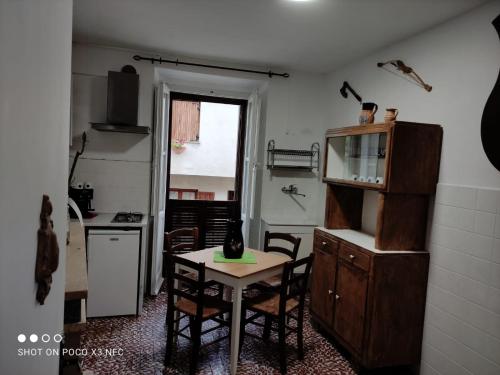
[230,286,242,375]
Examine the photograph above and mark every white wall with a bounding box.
[170,102,239,177]
[325,2,500,374]
[256,71,327,232]
[0,1,73,374]
[70,43,155,213]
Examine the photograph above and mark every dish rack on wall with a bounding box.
[266,140,320,171]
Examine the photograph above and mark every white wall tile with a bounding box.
[421,343,472,375]
[435,184,476,210]
[476,188,500,214]
[430,244,491,284]
[420,362,442,375]
[434,204,475,232]
[71,158,151,213]
[431,225,493,261]
[491,263,500,290]
[424,325,500,374]
[495,215,500,239]
[429,264,489,307]
[492,239,500,264]
[427,285,500,339]
[475,212,496,237]
[488,287,500,315]
[425,304,500,366]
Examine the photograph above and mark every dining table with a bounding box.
[177,246,290,375]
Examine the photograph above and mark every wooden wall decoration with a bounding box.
[481,14,500,172]
[35,195,60,305]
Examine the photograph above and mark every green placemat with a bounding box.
[213,250,256,264]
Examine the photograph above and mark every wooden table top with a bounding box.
[178,246,290,279]
[65,221,88,300]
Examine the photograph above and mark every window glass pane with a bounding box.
[169,101,240,201]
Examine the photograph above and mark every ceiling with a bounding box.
[73,0,488,73]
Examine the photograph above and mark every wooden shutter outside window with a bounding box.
[171,100,200,142]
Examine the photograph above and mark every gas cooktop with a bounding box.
[111,212,144,223]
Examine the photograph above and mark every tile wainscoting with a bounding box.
[69,157,150,213]
[421,183,500,375]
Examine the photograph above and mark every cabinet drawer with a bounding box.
[314,231,339,254]
[339,243,370,272]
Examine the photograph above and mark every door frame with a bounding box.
[165,92,248,215]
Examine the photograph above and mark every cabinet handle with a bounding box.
[321,241,327,247]
[328,289,333,295]
[349,254,356,260]
[335,294,340,300]
[109,238,119,241]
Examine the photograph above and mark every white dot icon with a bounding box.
[17,334,26,343]
[29,334,38,343]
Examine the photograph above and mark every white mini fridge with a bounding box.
[87,229,140,317]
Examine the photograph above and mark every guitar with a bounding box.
[481,14,500,172]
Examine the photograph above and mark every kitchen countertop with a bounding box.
[80,212,148,228]
[316,227,427,254]
[65,221,88,300]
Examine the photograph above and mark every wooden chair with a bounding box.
[163,227,221,292]
[252,231,302,291]
[165,254,232,375]
[239,254,314,374]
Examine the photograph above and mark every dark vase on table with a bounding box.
[223,219,244,259]
[481,14,500,172]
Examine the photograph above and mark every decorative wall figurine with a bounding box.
[377,60,432,92]
[35,195,60,305]
[481,14,500,172]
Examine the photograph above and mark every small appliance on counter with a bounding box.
[68,186,97,219]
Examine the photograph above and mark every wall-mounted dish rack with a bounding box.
[266,140,320,171]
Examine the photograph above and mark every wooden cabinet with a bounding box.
[333,261,368,352]
[310,232,338,327]
[311,121,441,369]
[323,121,442,251]
[310,229,430,369]
[323,121,442,194]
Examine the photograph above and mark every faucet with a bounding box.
[281,184,306,197]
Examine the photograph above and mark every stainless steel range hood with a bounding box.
[90,68,150,134]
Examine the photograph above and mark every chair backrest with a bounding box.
[278,254,314,314]
[165,227,199,255]
[165,253,206,318]
[263,231,301,260]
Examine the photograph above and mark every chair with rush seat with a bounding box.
[239,254,314,374]
[251,231,302,291]
[163,226,223,298]
[164,254,232,375]
[163,227,199,273]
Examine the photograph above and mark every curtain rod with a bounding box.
[132,54,289,78]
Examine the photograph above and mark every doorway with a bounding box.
[165,92,247,249]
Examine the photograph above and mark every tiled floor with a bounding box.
[81,287,357,375]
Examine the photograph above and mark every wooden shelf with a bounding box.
[322,177,384,191]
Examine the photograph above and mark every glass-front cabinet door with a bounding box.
[325,129,389,188]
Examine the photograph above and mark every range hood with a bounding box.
[91,67,150,134]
